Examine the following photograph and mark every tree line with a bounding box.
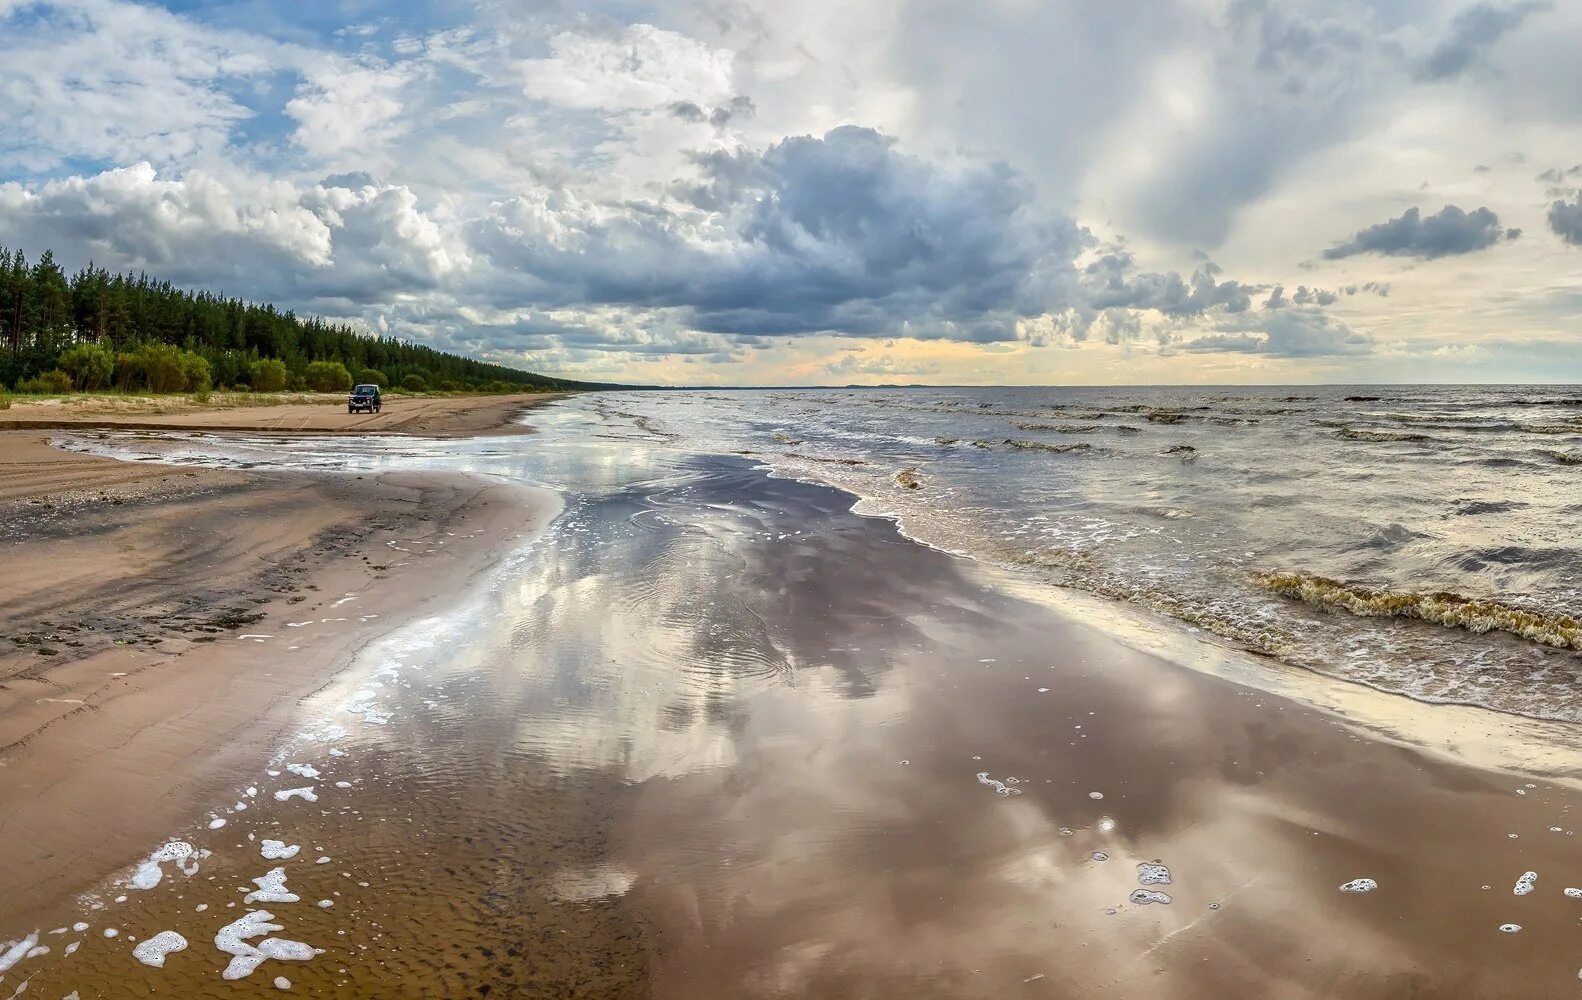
[0,246,580,394]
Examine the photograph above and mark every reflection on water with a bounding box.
[13,416,1582,997]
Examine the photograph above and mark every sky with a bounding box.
[2,0,1581,385]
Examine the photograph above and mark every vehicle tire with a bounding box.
[348,406,355,414]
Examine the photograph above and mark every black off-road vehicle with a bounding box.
[348,384,382,414]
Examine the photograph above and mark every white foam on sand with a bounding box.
[1137,863,1172,886]
[1515,871,1538,896]
[274,787,318,803]
[260,841,300,861]
[131,842,195,890]
[1339,878,1377,893]
[286,764,320,780]
[244,869,301,905]
[975,772,1021,796]
[132,930,189,968]
[0,932,39,973]
[1129,889,1173,905]
[209,818,227,830]
[213,911,319,981]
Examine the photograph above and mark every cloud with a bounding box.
[520,24,735,111]
[1548,196,1582,246]
[1321,204,1514,259]
[823,352,940,378]
[287,63,415,158]
[0,162,465,303]
[0,0,294,171]
[1416,0,1552,81]
[667,95,754,126]
[1182,307,1374,357]
[1083,253,1256,317]
[473,125,1092,342]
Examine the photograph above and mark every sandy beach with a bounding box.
[0,407,561,940]
[4,393,1582,998]
[0,391,567,439]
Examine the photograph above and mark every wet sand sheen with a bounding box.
[8,447,1582,997]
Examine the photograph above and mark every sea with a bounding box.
[582,385,1582,723]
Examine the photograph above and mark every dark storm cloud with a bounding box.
[1416,0,1552,81]
[473,126,1094,342]
[1548,196,1582,245]
[1322,204,1513,259]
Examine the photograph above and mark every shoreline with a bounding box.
[0,404,563,933]
[10,401,1582,995]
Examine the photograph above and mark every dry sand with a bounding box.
[0,400,560,930]
[0,390,567,438]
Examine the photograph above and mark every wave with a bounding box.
[1334,428,1435,443]
[1255,571,1582,651]
[1011,421,1101,433]
[1538,449,1582,465]
[1001,439,1095,454]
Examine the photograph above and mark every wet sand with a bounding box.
[7,433,1582,997]
[0,428,559,942]
[0,391,567,438]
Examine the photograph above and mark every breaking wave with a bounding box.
[1255,571,1582,651]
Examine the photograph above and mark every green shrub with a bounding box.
[0,391,10,410]
[17,369,74,394]
[250,358,288,393]
[356,368,388,388]
[303,360,353,393]
[190,389,212,404]
[181,352,211,392]
[437,379,464,392]
[139,343,186,392]
[401,374,427,392]
[57,343,115,390]
[232,382,250,393]
[114,352,141,391]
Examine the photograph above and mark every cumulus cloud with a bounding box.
[1181,307,1374,357]
[1322,204,1515,259]
[1416,0,1552,81]
[1083,253,1255,317]
[1548,196,1582,246]
[0,162,465,304]
[473,125,1091,342]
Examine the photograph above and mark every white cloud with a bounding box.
[520,24,735,111]
[287,63,417,159]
